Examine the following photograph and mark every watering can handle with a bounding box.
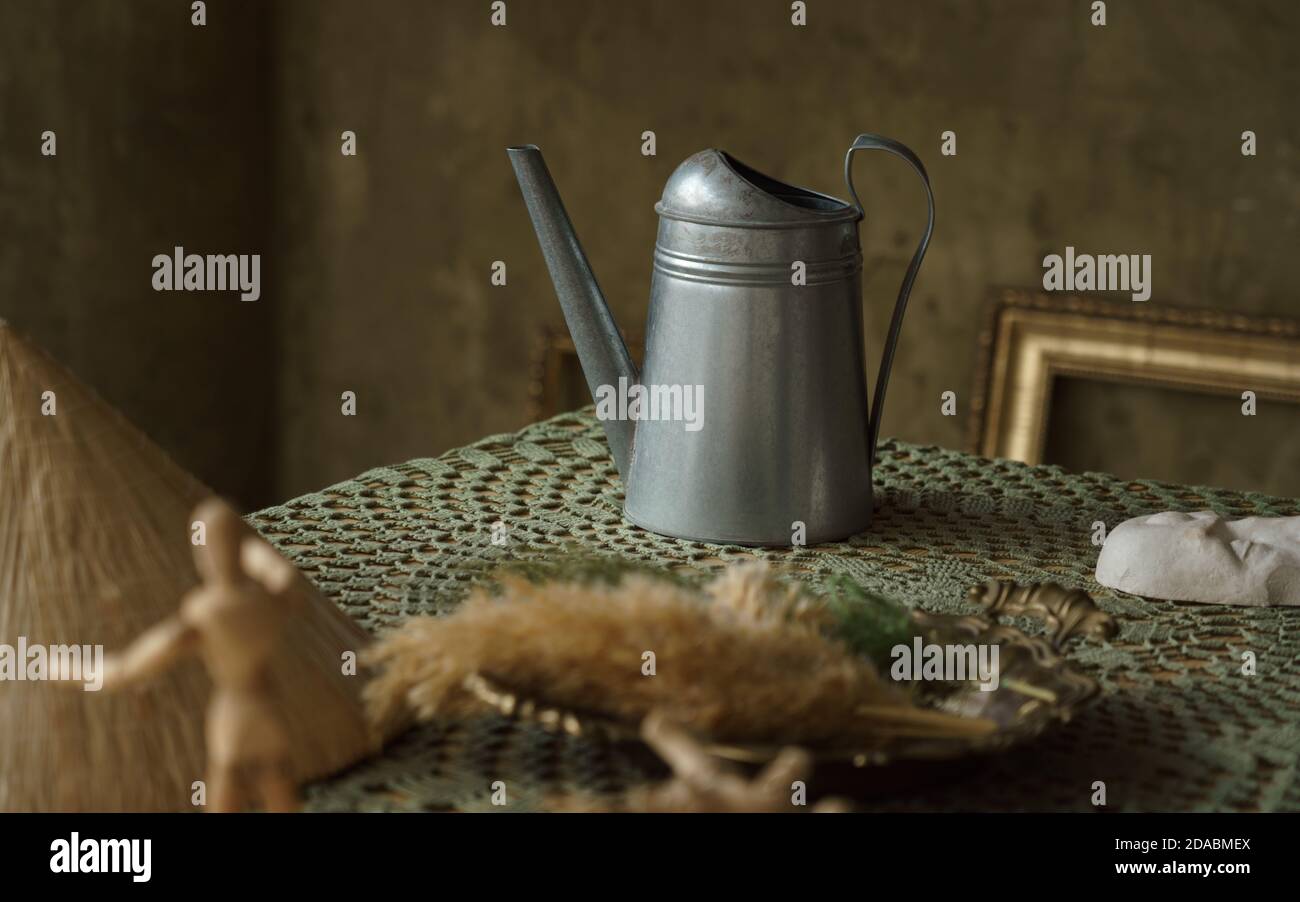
[844,134,935,470]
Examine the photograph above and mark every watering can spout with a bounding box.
[508,144,638,478]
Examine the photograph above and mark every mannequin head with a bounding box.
[191,498,247,584]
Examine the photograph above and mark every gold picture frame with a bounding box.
[969,290,1300,464]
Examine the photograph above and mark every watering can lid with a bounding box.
[654,149,858,229]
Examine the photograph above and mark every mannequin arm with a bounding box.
[240,536,304,603]
[99,616,199,691]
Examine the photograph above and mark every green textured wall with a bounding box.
[3,1,1298,505]
[269,0,1300,499]
[0,0,273,507]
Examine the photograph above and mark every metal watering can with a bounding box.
[509,135,934,546]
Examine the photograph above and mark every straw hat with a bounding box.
[0,322,380,811]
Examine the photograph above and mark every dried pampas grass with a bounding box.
[366,561,990,748]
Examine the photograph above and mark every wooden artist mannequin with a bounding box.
[96,498,305,813]
[624,712,851,813]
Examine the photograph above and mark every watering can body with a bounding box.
[509,136,934,546]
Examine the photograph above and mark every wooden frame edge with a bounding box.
[970,290,1300,464]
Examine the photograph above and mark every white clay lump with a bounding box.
[1095,510,1300,606]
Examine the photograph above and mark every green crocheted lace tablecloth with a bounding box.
[249,411,1300,812]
